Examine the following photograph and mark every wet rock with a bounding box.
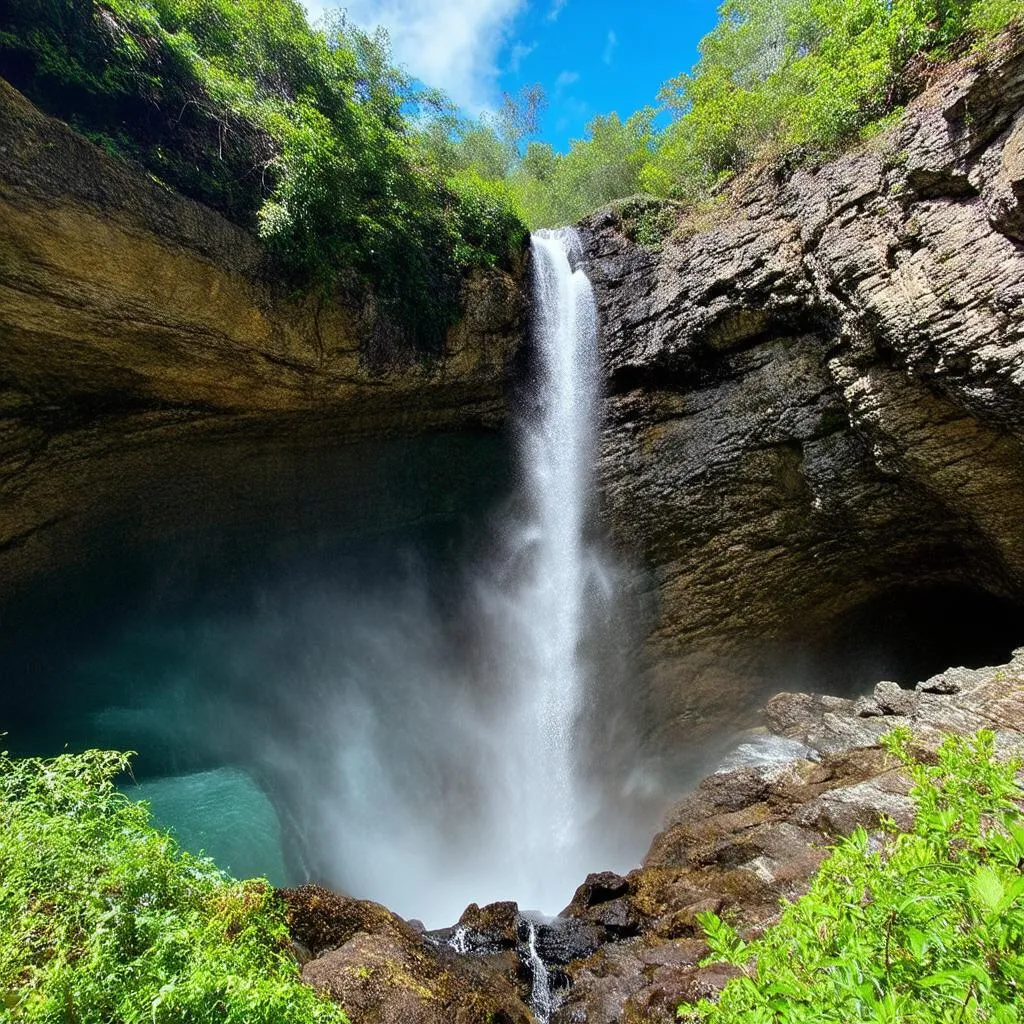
[582,898,642,938]
[563,871,630,914]
[551,942,650,1024]
[530,916,605,966]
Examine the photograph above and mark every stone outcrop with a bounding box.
[548,650,1024,1023]
[0,77,526,592]
[580,38,1024,746]
[282,885,534,1024]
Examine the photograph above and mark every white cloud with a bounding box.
[546,0,568,22]
[305,0,526,113]
[602,29,618,65]
[507,41,536,74]
[555,69,579,91]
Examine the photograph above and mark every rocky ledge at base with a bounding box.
[279,648,1024,1024]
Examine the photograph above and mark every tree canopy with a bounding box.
[447,0,1023,229]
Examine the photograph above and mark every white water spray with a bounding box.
[130,227,645,928]
[476,227,607,908]
[526,920,553,1023]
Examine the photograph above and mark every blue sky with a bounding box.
[304,1,722,151]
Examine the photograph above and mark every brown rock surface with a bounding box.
[0,78,526,591]
[548,649,1024,1023]
[580,39,1024,745]
[283,885,534,1024]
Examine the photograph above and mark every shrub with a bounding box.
[0,0,527,351]
[686,729,1024,1023]
[0,748,349,1023]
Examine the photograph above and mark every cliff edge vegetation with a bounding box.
[442,0,1024,227]
[0,0,527,351]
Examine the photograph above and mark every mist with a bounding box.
[7,229,667,928]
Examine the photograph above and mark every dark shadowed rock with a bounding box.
[562,871,630,914]
[458,901,521,949]
[578,39,1024,747]
[530,916,606,966]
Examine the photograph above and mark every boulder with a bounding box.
[280,885,413,957]
[301,931,532,1024]
[873,680,919,717]
[562,871,630,914]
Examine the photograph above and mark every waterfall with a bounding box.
[477,227,606,907]
[170,226,634,928]
[515,228,600,837]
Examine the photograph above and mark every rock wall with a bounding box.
[580,38,1024,746]
[0,79,527,591]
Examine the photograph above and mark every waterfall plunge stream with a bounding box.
[486,227,604,871]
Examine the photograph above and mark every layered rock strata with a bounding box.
[580,39,1024,744]
[0,78,526,592]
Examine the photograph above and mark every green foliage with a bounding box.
[685,729,1024,1023]
[0,0,526,350]
[612,195,682,251]
[649,0,1024,203]
[446,106,656,230]
[521,109,656,227]
[0,748,349,1024]
[443,0,1023,228]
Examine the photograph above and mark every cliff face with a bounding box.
[580,39,1024,745]
[0,79,526,591]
